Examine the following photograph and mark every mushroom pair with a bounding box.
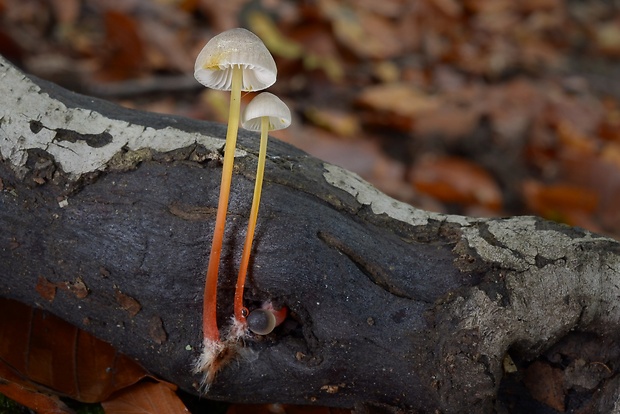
[192,28,291,386]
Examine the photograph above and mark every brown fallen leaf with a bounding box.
[409,156,503,211]
[598,98,620,142]
[102,381,188,414]
[555,120,598,158]
[0,368,73,414]
[523,361,565,412]
[96,10,146,82]
[556,152,620,233]
[412,105,481,141]
[358,83,440,118]
[319,0,405,59]
[522,180,599,225]
[304,107,361,138]
[0,297,149,403]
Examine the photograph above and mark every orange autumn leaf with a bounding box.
[409,156,502,211]
[555,119,598,157]
[522,180,599,225]
[0,297,149,404]
[598,98,620,142]
[0,365,73,414]
[102,381,189,414]
[97,10,146,81]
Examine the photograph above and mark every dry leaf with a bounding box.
[358,84,440,116]
[0,371,73,414]
[319,0,404,59]
[102,381,188,414]
[304,107,361,138]
[0,297,149,403]
[409,156,502,211]
[97,10,146,81]
[485,78,545,139]
[598,99,620,143]
[357,83,440,131]
[413,106,481,140]
[523,361,565,412]
[522,180,599,225]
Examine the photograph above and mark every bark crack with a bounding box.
[317,230,414,300]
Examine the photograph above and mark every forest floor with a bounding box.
[2,1,620,413]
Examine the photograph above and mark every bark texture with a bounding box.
[2,56,620,413]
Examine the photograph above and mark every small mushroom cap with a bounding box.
[241,92,292,131]
[247,309,277,335]
[194,28,277,91]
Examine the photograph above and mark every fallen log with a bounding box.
[2,55,620,413]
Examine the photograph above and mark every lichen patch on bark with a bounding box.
[0,56,245,181]
[322,163,472,227]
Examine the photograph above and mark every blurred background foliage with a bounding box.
[2,0,620,237]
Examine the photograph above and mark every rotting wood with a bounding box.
[2,56,620,413]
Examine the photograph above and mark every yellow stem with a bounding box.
[203,66,243,342]
[234,116,269,322]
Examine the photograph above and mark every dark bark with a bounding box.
[2,56,620,413]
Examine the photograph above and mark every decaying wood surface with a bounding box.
[2,55,620,413]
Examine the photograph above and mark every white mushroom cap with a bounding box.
[241,92,292,131]
[194,28,277,92]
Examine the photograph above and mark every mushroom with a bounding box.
[247,302,288,335]
[193,28,276,381]
[233,92,291,328]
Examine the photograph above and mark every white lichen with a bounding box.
[0,56,246,180]
[322,163,472,227]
